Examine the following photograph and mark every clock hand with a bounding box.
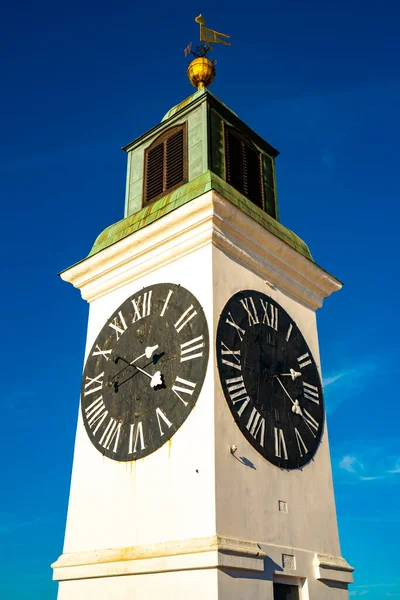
[268,369,302,380]
[107,344,158,391]
[134,365,163,388]
[275,377,315,437]
[275,377,301,411]
[109,346,159,382]
[136,345,159,361]
[284,369,302,380]
[113,345,159,368]
[110,362,163,390]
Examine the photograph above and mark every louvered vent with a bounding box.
[166,129,184,189]
[226,130,243,193]
[146,143,164,202]
[144,125,187,204]
[245,145,263,209]
[225,127,263,210]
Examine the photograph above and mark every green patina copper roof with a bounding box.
[161,90,202,122]
[161,88,239,123]
[88,171,313,262]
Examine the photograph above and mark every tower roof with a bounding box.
[123,89,279,160]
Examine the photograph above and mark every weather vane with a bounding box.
[184,15,231,90]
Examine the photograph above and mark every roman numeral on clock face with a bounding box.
[246,408,265,447]
[174,305,197,333]
[172,376,196,406]
[84,372,104,396]
[155,407,173,436]
[220,341,241,370]
[128,422,145,454]
[274,427,288,459]
[302,409,319,438]
[226,312,246,341]
[294,428,308,457]
[240,297,259,326]
[297,352,312,369]
[160,289,173,317]
[98,418,122,452]
[132,291,152,322]
[180,335,204,362]
[92,345,112,361]
[225,376,250,416]
[108,311,128,340]
[303,382,320,404]
[85,396,108,433]
[259,299,278,330]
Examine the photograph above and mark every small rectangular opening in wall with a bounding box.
[273,583,300,600]
[279,500,288,513]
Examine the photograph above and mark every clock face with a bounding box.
[81,283,209,461]
[217,290,324,469]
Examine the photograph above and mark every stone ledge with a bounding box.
[52,535,266,581]
[314,552,354,584]
[60,190,341,309]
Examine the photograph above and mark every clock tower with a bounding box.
[52,27,353,600]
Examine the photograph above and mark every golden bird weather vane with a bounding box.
[184,15,231,90]
[196,14,231,48]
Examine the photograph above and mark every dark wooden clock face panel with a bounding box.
[217,290,324,469]
[81,283,209,461]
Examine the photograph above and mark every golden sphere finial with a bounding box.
[187,56,216,90]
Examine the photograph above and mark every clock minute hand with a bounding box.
[134,365,163,388]
[276,377,316,437]
[275,377,302,412]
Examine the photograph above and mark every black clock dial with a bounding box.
[217,290,324,469]
[81,283,209,461]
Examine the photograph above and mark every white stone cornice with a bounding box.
[314,552,354,584]
[52,535,266,581]
[60,191,342,309]
[211,193,342,309]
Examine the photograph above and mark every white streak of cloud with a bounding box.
[333,438,400,485]
[339,455,358,473]
[323,360,377,415]
[388,459,400,474]
[323,373,344,387]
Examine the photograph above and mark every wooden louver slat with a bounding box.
[166,130,184,189]
[226,130,244,194]
[146,143,164,201]
[245,145,263,209]
[144,125,186,204]
[225,127,264,211]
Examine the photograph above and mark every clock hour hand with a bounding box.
[113,345,159,367]
[270,369,301,380]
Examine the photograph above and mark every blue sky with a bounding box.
[1,0,399,598]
